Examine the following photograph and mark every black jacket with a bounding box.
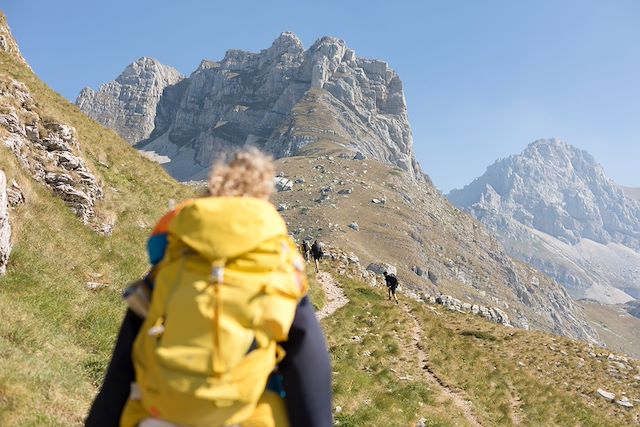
[85,296,332,427]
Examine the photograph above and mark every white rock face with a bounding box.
[448,139,640,303]
[0,170,11,274]
[76,57,183,144]
[79,33,422,181]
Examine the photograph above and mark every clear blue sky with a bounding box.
[5,0,639,191]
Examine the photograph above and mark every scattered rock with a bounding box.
[371,198,385,205]
[86,282,109,291]
[411,266,425,277]
[338,188,353,195]
[6,180,24,206]
[353,151,366,160]
[616,397,634,408]
[274,177,293,192]
[596,388,616,401]
[277,203,287,212]
[427,270,438,284]
[348,222,359,231]
[294,177,305,184]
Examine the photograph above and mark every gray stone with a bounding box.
[366,263,397,276]
[353,151,366,160]
[277,203,287,212]
[6,180,24,206]
[596,388,616,401]
[615,398,634,408]
[348,222,359,231]
[427,270,438,284]
[274,177,293,192]
[338,188,353,195]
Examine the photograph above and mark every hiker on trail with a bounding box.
[384,271,399,304]
[85,148,333,427]
[300,240,311,262]
[310,240,324,273]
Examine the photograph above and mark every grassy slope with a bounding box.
[579,300,640,359]
[322,262,640,426]
[0,37,191,425]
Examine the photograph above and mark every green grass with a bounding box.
[319,262,638,426]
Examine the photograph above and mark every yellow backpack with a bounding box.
[126,197,307,427]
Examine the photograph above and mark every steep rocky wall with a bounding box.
[76,57,183,144]
[78,33,423,181]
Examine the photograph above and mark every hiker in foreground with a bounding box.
[85,148,333,427]
[384,271,399,304]
[310,240,324,273]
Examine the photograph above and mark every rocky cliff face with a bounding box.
[76,57,183,144]
[0,170,11,274]
[78,33,422,181]
[1,76,104,227]
[448,139,640,303]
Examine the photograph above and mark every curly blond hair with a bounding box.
[207,147,275,199]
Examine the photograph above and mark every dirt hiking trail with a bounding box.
[315,271,349,320]
[402,303,484,427]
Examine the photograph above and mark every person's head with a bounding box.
[207,147,275,199]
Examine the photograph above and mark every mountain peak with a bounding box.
[76,58,183,143]
[448,139,640,303]
[270,31,304,53]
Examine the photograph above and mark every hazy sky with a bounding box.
[5,1,639,191]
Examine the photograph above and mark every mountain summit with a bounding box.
[76,32,423,181]
[448,138,640,303]
[76,57,184,144]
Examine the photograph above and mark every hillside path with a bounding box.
[402,304,484,427]
[315,271,349,320]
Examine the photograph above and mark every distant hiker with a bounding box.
[85,148,333,427]
[301,240,311,262]
[310,240,324,273]
[384,271,399,304]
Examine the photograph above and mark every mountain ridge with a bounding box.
[77,32,424,181]
[448,138,640,304]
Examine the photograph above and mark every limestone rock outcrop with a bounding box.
[76,57,183,144]
[0,170,11,274]
[78,33,423,181]
[1,76,103,225]
[448,139,640,303]
[0,13,29,68]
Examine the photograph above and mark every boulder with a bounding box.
[366,263,397,276]
[274,177,293,192]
